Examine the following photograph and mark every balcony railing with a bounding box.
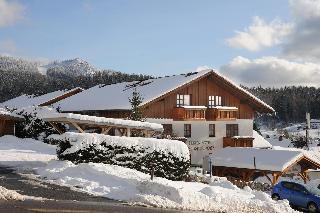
[172,106,239,121]
[206,107,238,121]
[172,106,206,120]
[223,137,254,148]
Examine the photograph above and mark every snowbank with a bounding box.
[0,186,26,201]
[38,160,295,213]
[0,135,56,169]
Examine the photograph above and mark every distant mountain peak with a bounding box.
[0,55,102,76]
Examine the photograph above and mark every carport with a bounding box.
[211,147,320,185]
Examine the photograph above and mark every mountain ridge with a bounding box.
[0,55,113,76]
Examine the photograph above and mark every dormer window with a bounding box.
[208,95,222,108]
[177,94,190,107]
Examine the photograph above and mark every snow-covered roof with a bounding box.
[0,88,82,109]
[56,68,273,113]
[39,108,163,132]
[211,147,303,172]
[210,70,274,113]
[252,130,272,148]
[57,69,212,111]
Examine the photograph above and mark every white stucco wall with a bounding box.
[147,118,253,165]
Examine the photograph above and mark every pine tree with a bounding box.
[128,89,144,121]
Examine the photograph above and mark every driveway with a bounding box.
[0,166,204,213]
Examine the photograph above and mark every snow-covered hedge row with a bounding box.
[48,132,190,180]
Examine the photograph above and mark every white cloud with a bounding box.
[220,56,320,87]
[0,0,24,27]
[0,39,17,55]
[282,0,320,62]
[226,16,293,51]
[289,0,320,21]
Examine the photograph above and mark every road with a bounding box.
[0,166,204,213]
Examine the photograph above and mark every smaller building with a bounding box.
[211,147,320,185]
[0,108,24,136]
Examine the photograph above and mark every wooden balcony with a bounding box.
[172,106,239,121]
[223,137,254,148]
[172,106,206,121]
[206,107,238,121]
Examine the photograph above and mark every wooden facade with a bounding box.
[0,115,23,136]
[142,74,257,120]
[223,137,254,148]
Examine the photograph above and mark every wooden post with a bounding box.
[127,128,131,137]
[48,122,64,134]
[70,122,84,133]
[101,126,112,135]
[272,173,280,185]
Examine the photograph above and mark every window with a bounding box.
[162,124,173,136]
[208,95,222,108]
[226,124,239,137]
[177,94,190,107]
[184,124,191,138]
[216,96,222,106]
[282,182,294,190]
[208,96,215,108]
[209,124,215,137]
[293,183,308,193]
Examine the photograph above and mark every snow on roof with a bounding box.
[35,107,163,132]
[211,70,274,113]
[57,69,212,111]
[211,147,303,172]
[252,130,272,148]
[56,68,273,113]
[0,88,82,109]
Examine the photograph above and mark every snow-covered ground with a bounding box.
[0,135,56,170]
[38,160,295,213]
[0,135,296,212]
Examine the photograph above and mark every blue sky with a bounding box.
[0,0,291,76]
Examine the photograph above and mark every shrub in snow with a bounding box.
[14,107,63,141]
[50,132,190,180]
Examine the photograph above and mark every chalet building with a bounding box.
[52,69,274,165]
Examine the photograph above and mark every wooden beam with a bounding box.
[272,172,281,186]
[101,126,112,135]
[48,122,64,134]
[70,122,84,133]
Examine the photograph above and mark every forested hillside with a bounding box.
[248,86,320,123]
[0,69,151,102]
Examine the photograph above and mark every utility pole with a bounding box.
[306,112,310,149]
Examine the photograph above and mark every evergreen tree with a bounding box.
[128,89,144,121]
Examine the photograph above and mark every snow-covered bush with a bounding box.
[49,132,190,180]
[14,107,63,141]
